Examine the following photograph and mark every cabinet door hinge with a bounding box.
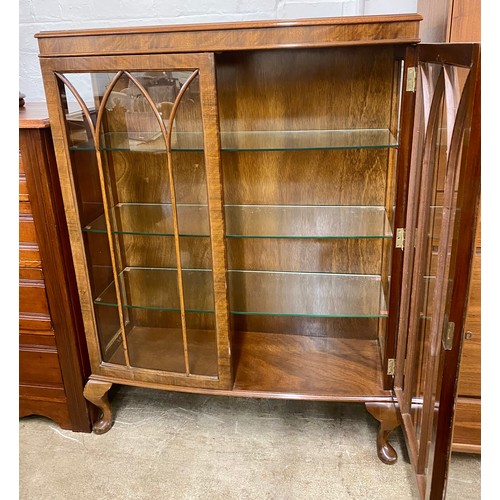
[406,67,417,92]
[387,358,395,376]
[395,228,405,250]
[442,318,455,351]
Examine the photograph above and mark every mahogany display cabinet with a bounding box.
[36,14,480,498]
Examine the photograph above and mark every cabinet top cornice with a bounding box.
[36,14,422,57]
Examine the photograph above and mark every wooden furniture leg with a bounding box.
[83,379,113,434]
[365,402,400,465]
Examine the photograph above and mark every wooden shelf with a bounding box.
[232,332,387,399]
[106,329,388,400]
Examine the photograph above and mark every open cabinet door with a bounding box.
[393,44,480,499]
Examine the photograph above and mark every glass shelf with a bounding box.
[225,205,392,239]
[95,267,388,318]
[229,271,387,318]
[95,267,214,313]
[83,203,393,239]
[83,203,210,237]
[69,128,398,152]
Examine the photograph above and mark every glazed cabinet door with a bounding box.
[394,44,480,498]
[40,54,232,390]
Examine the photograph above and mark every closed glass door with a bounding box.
[45,54,231,389]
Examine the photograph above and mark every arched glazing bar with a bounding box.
[394,67,445,400]
[122,69,201,377]
[415,68,472,473]
[56,70,132,368]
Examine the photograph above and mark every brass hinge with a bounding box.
[442,319,455,351]
[406,67,417,92]
[387,358,395,376]
[395,228,405,250]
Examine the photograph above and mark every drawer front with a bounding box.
[19,314,52,332]
[19,200,32,215]
[19,334,70,430]
[452,398,481,452]
[19,243,42,269]
[19,151,25,174]
[19,334,64,387]
[19,174,29,202]
[19,280,50,316]
[19,267,44,281]
[19,215,38,244]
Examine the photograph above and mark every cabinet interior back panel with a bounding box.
[216,46,395,131]
[222,149,388,206]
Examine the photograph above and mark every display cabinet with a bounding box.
[36,15,480,498]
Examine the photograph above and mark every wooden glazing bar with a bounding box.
[443,66,460,151]
[416,72,472,474]
[123,70,200,376]
[162,71,200,376]
[401,69,445,414]
[92,71,131,368]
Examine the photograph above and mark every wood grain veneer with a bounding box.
[452,397,481,453]
[457,235,480,396]
[232,333,386,399]
[36,15,422,57]
[19,103,94,432]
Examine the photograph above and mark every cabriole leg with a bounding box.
[365,402,400,465]
[84,379,113,434]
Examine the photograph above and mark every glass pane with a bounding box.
[58,70,218,377]
[96,268,214,313]
[408,64,448,449]
[186,313,218,377]
[83,204,210,237]
[170,73,218,377]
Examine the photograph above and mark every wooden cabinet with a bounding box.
[19,104,94,432]
[35,15,480,498]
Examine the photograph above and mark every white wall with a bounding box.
[19,0,417,101]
